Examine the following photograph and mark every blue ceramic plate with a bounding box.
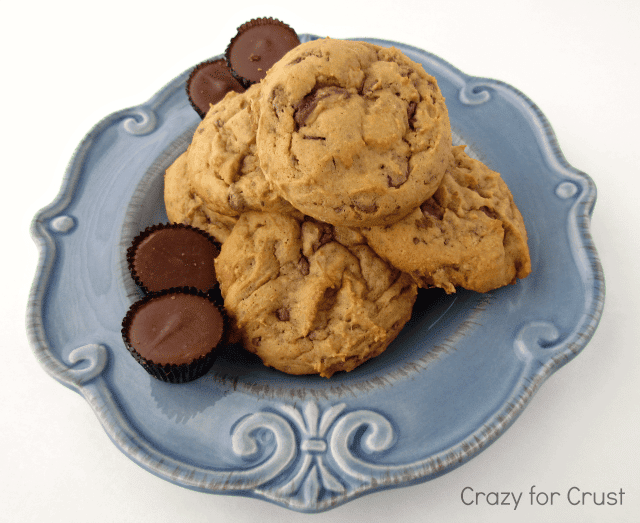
[28,36,604,513]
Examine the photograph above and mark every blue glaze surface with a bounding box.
[27,35,604,512]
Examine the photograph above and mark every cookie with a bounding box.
[184,84,302,220]
[214,211,417,377]
[164,150,238,244]
[257,38,452,227]
[361,145,531,293]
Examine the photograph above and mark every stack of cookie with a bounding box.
[164,37,531,377]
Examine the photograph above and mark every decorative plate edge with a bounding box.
[25,34,606,513]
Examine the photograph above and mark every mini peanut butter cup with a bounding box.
[186,58,245,118]
[225,17,300,87]
[127,223,220,294]
[122,288,225,383]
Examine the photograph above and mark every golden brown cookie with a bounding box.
[186,84,301,219]
[164,150,237,243]
[360,146,531,293]
[214,211,417,377]
[257,38,452,227]
[164,83,303,243]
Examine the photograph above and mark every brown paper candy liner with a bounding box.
[121,287,226,383]
[126,222,220,295]
[186,58,245,118]
[225,17,300,88]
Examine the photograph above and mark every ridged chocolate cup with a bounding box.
[186,58,245,118]
[121,287,226,383]
[127,223,220,294]
[225,17,300,88]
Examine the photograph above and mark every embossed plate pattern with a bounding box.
[27,35,604,513]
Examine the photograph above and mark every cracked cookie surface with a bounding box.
[164,150,238,243]
[361,146,532,293]
[257,38,452,227]
[214,211,417,377]
[164,84,301,243]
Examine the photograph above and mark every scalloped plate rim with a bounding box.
[26,34,605,513]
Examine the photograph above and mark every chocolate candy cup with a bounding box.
[122,288,225,383]
[186,58,245,118]
[225,17,300,87]
[127,223,220,294]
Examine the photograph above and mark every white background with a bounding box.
[2,0,639,521]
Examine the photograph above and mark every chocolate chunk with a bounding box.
[294,90,322,129]
[294,86,349,129]
[318,286,338,311]
[387,174,403,188]
[353,199,378,214]
[275,308,290,321]
[385,159,410,188]
[407,101,417,130]
[420,198,445,220]
[479,206,498,219]
[298,256,310,275]
[187,58,245,118]
[227,186,247,212]
[310,222,334,252]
